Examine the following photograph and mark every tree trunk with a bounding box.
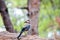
[27,0,40,35]
[0,0,15,33]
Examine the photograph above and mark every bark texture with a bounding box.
[28,0,40,35]
[0,0,15,33]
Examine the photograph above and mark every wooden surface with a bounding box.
[0,31,60,40]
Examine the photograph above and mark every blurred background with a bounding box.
[0,0,60,38]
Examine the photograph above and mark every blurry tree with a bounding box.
[0,0,15,33]
[28,0,40,35]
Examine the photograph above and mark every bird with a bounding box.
[17,20,30,39]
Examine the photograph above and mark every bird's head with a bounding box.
[24,20,30,24]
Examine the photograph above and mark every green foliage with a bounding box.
[6,0,27,7]
[0,15,4,27]
[14,21,25,32]
[38,0,60,37]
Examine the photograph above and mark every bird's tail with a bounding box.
[17,30,23,39]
